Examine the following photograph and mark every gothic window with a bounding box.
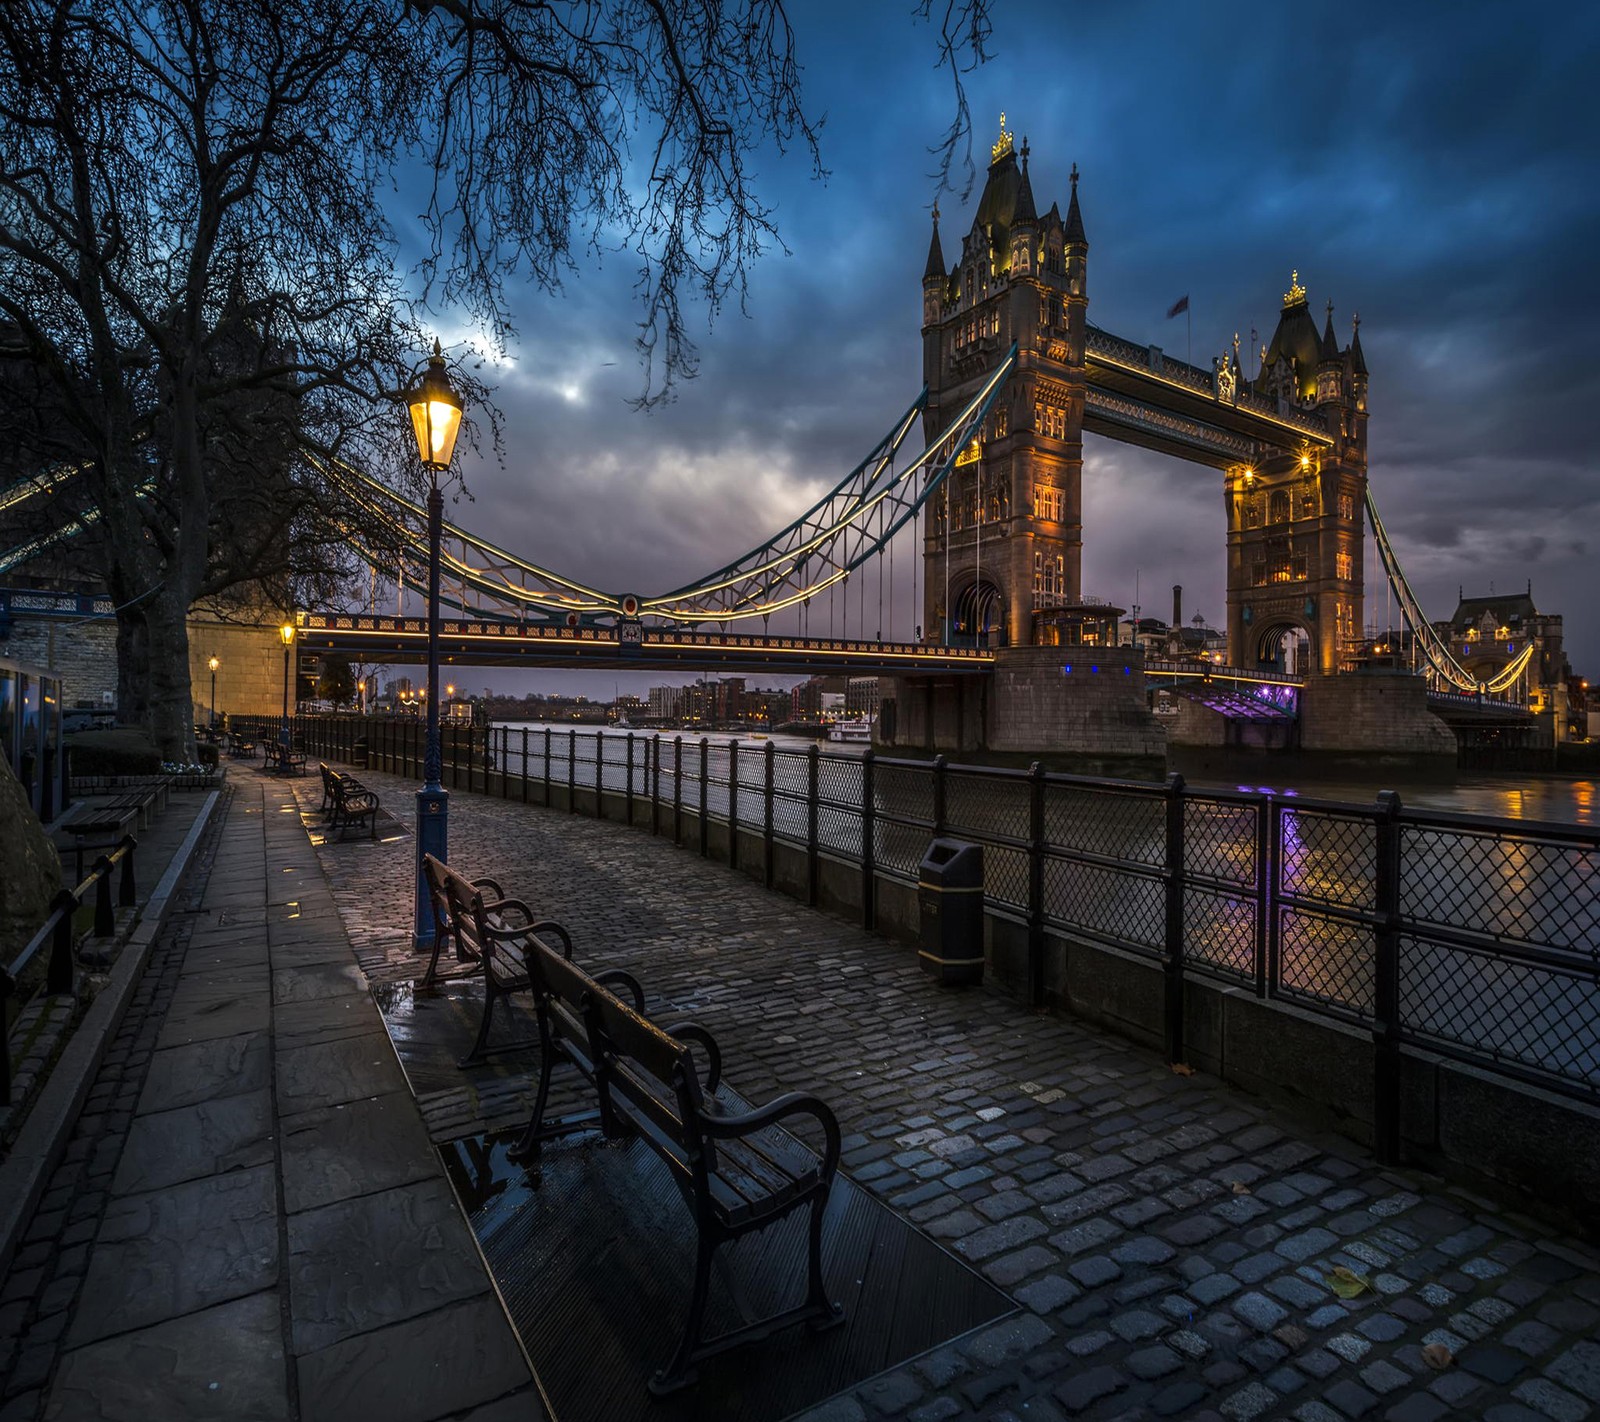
[1338,492,1356,522]
[1244,498,1261,528]
[1033,485,1063,522]
[984,309,1000,338]
[1336,551,1353,582]
[965,269,975,302]
[993,406,1009,439]
[1250,557,1268,587]
[1046,243,1062,275]
[1268,489,1290,524]
[1034,403,1066,440]
[1033,552,1064,600]
[1040,295,1052,329]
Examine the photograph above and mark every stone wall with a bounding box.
[1300,670,1456,767]
[0,620,118,711]
[986,647,1166,772]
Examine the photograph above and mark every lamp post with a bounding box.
[208,656,219,728]
[405,340,465,947]
[279,624,295,754]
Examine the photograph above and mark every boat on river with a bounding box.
[826,719,873,744]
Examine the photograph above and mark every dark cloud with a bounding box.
[417,0,1600,697]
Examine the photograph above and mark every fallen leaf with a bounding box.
[1170,1062,1196,1077]
[1231,1181,1252,1195]
[1420,1343,1454,1371]
[1326,1265,1374,1299]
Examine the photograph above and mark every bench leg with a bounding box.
[806,1190,844,1330]
[649,1233,717,1397]
[458,981,499,1066]
[507,1036,558,1165]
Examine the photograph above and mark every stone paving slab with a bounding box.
[43,1292,287,1422]
[273,991,383,1049]
[275,1030,407,1114]
[137,1032,271,1114]
[155,988,271,1050]
[279,1091,442,1214]
[110,1089,274,1194]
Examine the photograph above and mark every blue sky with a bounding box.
[423,0,1600,699]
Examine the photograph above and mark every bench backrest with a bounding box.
[582,982,713,1180]
[421,852,460,946]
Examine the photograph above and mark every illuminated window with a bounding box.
[1244,499,1261,528]
[993,407,1009,439]
[1336,551,1353,581]
[1035,403,1067,440]
[1338,492,1356,521]
[1268,490,1290,524]
[1033,485,1063,522]
[1033,552,1065,598]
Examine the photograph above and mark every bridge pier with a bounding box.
[1299,670,1456,773]
[879,649,1166,777]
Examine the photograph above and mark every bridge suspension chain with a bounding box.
[1365,485,1535,696]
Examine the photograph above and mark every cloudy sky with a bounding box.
[418,0,1600,700]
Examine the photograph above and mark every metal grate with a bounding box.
[1184,886,1255,979]
[1185,798,1259,888]
[1044,783,1164,866]
[1278,908,1373,1018]
[1281,808,1375,911]
[1043,858,1164,953]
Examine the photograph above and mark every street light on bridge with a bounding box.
[405,339,465,948]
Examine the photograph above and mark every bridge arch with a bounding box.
[1252,615,1313,675]
[950,576,1006,647]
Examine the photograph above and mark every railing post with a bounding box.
[1028,761,1046,1008]
[466,726,475,793]
[763,741,775,888]
[45,887,76,995]
[568,729,577,812]
[118,835,137,907]
[806,744,820,906]
[652,736,662,837]
[1373,790,1403,1167]
[626,733,636,826]
[595,731,605,817]
[698,738,709,857]
[673,736,683,843]
[727,740,739,872]
[93,855,115,937]
[860,749,876,930]
[932,753,948,836]
[521,728,529,803]
[1164,773,1187,1065]
[544,727,552,804]
[1255,795,1275,999]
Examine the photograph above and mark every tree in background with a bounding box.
[316,655,357,710]
[0,0,993,760]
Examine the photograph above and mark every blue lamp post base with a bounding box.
[413,785,450,946]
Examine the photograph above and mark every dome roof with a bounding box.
[1256,272,1322,402]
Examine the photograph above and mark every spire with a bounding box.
[1014,137,1037,224]
[990,111,1014,165]
[923,204,946,281]
[1350,311,1368,375]
[1320,300,1340,362]
[1064,163,1087,246]
[1282,269,1307,309]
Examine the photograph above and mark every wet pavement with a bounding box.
[3,761,1598,1422]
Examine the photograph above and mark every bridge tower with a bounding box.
[1225,277,1369,675]
[921,117,1086,648]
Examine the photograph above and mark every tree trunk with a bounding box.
[145,585,197,763]
[114,607,151,729]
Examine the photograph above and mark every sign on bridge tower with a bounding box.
[1224,279,1369,675]
[921,117,1087,648]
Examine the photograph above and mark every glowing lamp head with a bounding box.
[208,656,219,672]
[406,340,464,472]
[279,623,295,647]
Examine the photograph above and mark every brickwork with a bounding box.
[0,621,117,711]
[988,648,1165,763]
[1300,673,1456,757]
[291,764,1600,1422]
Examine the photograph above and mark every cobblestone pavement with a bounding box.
[298,767,1600,1422]
[1,775,540,1422]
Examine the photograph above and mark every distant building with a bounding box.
[846,677,882,718]
[648,684,683,720]
[1433,589,1574,736]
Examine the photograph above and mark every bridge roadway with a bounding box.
[297,610,997,676]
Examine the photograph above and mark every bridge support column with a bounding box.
[1299,671,1455,773]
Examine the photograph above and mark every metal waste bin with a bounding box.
[352,737,369,770]
[918,839,985,986]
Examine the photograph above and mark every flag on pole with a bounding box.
[1165,295,1190,319]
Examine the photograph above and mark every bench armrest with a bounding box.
[594,969,646,1013]
[481,896,536,928]
[527,920,574,959]
[469,876,505,900]
[662,1021,721,1093]
[699,1092,840,1181]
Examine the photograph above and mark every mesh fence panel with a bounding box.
[1044,784,1164,866]
[1043,857,1163,953]
[817,805,862,857]
[1185,798,1259,888]
[1184,886,1255,980]
[1281,809,1374,911]
[1400,825,1600,953]
[946,772,1029,842]
[1399,935,1600,1091]
[1278,909,1373,1018]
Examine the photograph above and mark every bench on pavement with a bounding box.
[55,802,141,882]
[227,736,258,759]
[317,763,381,839]
[423,854,575,1064]
[507,931,844,1395]
[261,742,307,776]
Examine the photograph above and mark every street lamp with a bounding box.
[208,656,219,728]
[279,623,295,753]
[405,339,465,947]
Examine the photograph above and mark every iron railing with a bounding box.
[3,834,136,1102]
[260,715,1600,1157]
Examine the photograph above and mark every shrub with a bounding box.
[66,728,162,777]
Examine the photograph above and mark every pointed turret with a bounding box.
[1320,301,1340,362]
[924,207,946,281]
[1350,313,1368,375]
[1014,138,1037,225]
[1063,163,1087,247]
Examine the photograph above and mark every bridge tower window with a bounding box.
[1268,489,1290,524]
[1338,491,1356,521]
[1336,550,1353,581]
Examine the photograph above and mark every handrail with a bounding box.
[2,834,137,1101]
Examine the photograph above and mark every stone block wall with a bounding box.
[1300,670,1456,759]
[0,619,118,709]
[987,647,1166,763]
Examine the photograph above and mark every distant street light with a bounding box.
[208,655,219,727]
[405,339,465,948]
[279,623,295,753]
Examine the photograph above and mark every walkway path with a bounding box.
[296,765,1600,1422]
[1,774,539,1422]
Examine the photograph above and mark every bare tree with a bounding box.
[0,0,993,759]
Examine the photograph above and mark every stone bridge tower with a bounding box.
[1225,275,1370,674]
[921,117,1087,647]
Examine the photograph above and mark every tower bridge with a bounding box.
[1,116,1547,766]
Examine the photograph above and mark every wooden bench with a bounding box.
[509,932,844,1395]
[227,736,258,759]
[317,763,381,838]
[261,742,307,776]
[55,802,140,882]
[424,854,575,1065]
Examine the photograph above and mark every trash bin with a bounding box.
[352,737,369,770]
[918,839,985,986]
